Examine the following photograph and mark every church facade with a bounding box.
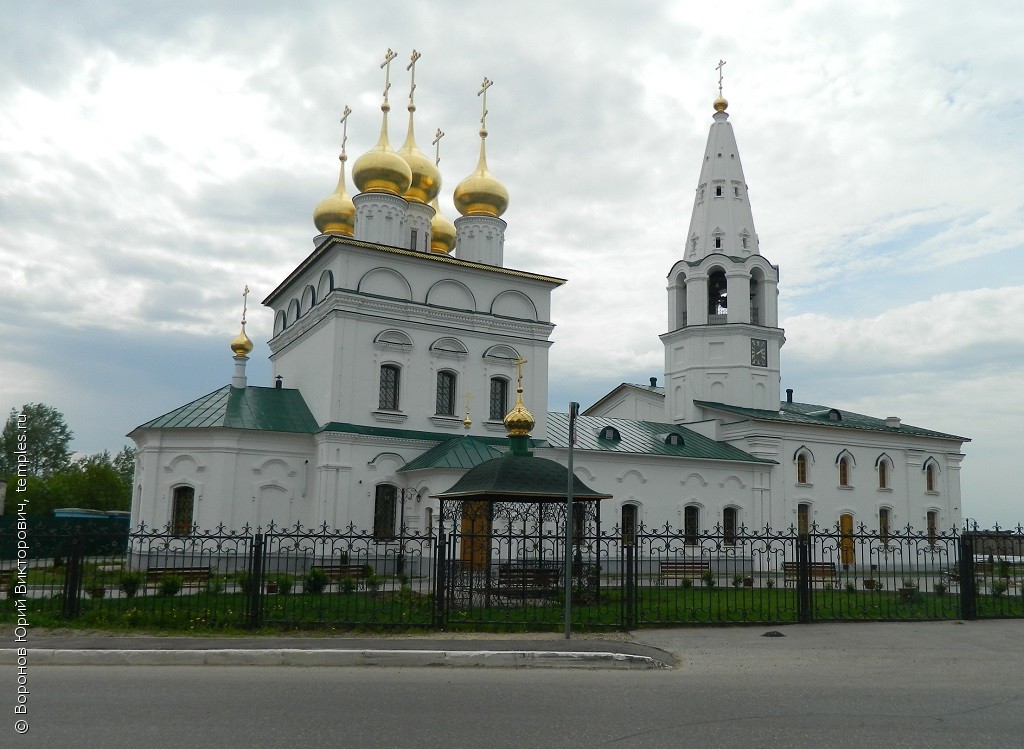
[129,59,968,544]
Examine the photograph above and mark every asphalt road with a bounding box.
[3,620,1022,748]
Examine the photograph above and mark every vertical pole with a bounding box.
[958,533,976,621]
[434,526,446,629]
[625,542,635,629]
[62,535,84,620]
[247,533,264,630]
[564,401,579,639]
[797,535,811,623]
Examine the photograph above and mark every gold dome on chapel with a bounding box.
[503,389,535,437]
[713,96,729,113]
[230,325,254,357]
[398,109,442,204]
[352,105,413,196]
[429,197,456,254]
[453,132,509,218]
[312,156,356,236]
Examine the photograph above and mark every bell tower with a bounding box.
[661,65,785,423]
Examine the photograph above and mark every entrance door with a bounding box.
[839,513,855,566]
[460,501,492,571]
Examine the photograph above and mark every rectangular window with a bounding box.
[171,487,194,537]
[723,507,738,545]
[410,228,418,251]
[927,510,938,546]
[489,377,509,420]
[684,506,699,546]
[621,504,637,546]
[879,507,891,543]
[374,485,397,540]
[379,365,400,411]
[797,503,810,537]
[436,371,456,416]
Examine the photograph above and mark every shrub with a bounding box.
[933,581,947,595]
[901,577,918,589]
[366,574,381,591]
[845,582,857,594]
[731,574,742,589]
[235,572,252,594]
[159,575,183,597]
[303,567,327,595]
[680,577,693,589]
[765,578,775,589]
[275,575,293,595]
[701,570,715,589]
[398,572,411,586]
[5,576,19,599]
[992,580,1008,597]
[119,571,144,599]
[86,583,106,600]
[205,574,225,594]
[341,577,357,594]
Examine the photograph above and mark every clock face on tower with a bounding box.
[750,338,768,367]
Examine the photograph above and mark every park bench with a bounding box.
[311,563,371,585]
[660,560,711,584]
[495,564,560,597]
[783,561,838,587]
[145,565,212,587]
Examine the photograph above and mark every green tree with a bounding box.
[0,403,73,477]
[112,445,136,492]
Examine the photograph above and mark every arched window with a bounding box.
[621,504,638,546]
[489,377,510,420]
[723,507,738,545]
[839,456,851,487]
[374,484,398,540]
[684,505,700,545]
[171,486,195,537]
[379,365,401,411]
[598,426,621,442]
[797,453,809,485]
[878,458,890,489]
[436,371,457,416]
[925,462,937,492]
[878,507,891,543]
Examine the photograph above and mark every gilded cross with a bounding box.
[339,105,351,159]
[463,392,473,429]
[478,77,493,132]
[716,59,727,96]
[241,285,250,325]
[432,128,445,166]
[406,49,421,108]
[380,48,398,105]
[514,356,528,391]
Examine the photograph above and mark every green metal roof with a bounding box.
[136,386,318,434]
[399,436,504,472]
[545,412,774,464]
[436,454,612,501]
[694,400,969,441]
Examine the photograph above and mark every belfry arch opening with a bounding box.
[707,268,727,321]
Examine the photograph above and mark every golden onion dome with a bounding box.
[713,95,729,113]
[503,388,535,437]
[230,324,254,357]
[352,104,412,196]
[397,108,441,204]
[453,131,509,218]
[312,155,356,236]
[429,197,456,254]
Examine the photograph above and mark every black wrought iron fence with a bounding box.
[1,521,1021,631]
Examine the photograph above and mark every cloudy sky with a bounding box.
[2,1,1021,526]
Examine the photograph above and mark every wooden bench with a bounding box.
[311,563,371,585]
[495,565,560,596]
[660,560,711,584]
[145,566,211,587]
[783,561,837,587]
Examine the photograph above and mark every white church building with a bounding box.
[129,59,968,546]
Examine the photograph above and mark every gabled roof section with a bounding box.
[136,386,318,434]
[399,436,504,472]
[694,400,970,442]
[320,421,547,448]
[545,412,773,464]
[436,454,613,501]
[583,382,665,416]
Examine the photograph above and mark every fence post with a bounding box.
[958,533,976,621]
[796,535,811,623]
[246,533,265,630]
[61,535,84,620]
[433,528,447,629]
[624,543,635,630]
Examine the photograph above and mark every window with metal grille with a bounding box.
[879,507,891,543]
[797,503,811,537]
[379,365,401,410]
[927,510,938,546]
[621,504,638,546]
[723,507,738,545]
[684,505,699,545]
[797,453,809,484]
[171,486,194,537]
[489,377,509,420]
[436,370,456,415]
[839,456,850,487]
[374,484,397,540]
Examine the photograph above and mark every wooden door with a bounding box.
[839,513,855,566]
[460,501,491,571]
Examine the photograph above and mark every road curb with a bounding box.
[3,648,668,669]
